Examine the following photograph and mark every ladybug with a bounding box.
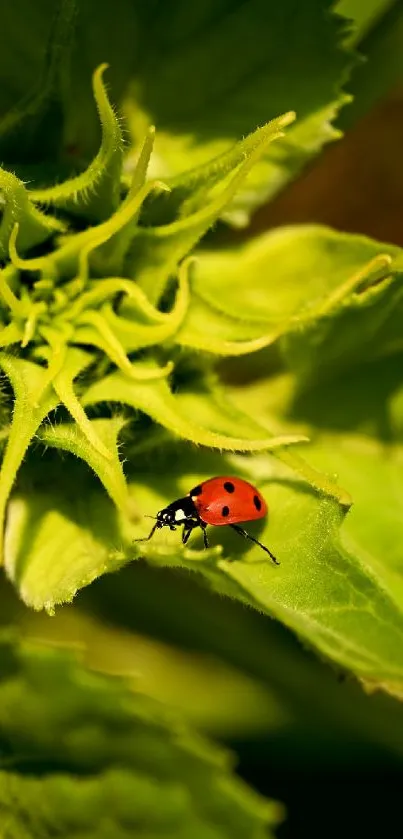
[136,476,279,564]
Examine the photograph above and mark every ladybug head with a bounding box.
[143,509,175,532]
[155,506,177,530]
[154,496,197,530]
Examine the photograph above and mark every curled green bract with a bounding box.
[0,63,304,580]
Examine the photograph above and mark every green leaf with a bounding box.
[120,0,354,224]
[4,458,125,611]
[0,349,97,565]
[221,353,403,695]
[81,361,308,453]
[0,637,281,838]
[23,179,166,284]
[38,416,128,511]
[254,352,403,627]
[49,346,113,459]
[0,0,76,164]
[0,265,23,321]
[131,116,294,303]
[168,377,349,506]
[1,1,353,221]
[0,769,277,839]
[17,568,403,773]
[73,320,175,381]
[0,168,65,259]
[138,112,294,227]
[102,256,190,352]
[177,294,277,356]
[337,0,395,46]
[72,310,142,379]
[308,430,403,621]
[281,253,403,385]
[0,356,60,564]
[8,176,167,289]
[7,358,403,695]
[177,226,401,369]
[127,447,403,694]
[30,63,124,222]
[0,322,24,350]
[338,0,403,128]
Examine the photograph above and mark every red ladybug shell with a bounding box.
[190,476,267,526]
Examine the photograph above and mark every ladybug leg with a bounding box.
[182,524,194,545]
[229,524,279,565]
[182,520,207,547]
[201,524,209,549]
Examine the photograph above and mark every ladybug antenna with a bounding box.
[144,514,158,520]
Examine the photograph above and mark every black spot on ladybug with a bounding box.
[190,485,202,496]
[223,481,235,493]
[221,505,230,517]
[253,495,262,511]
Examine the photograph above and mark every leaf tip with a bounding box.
[8,223,25,270]
[282,434,310,446]
[280,110,297,128]
[154,179,171,195]
[95,62,110,81]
